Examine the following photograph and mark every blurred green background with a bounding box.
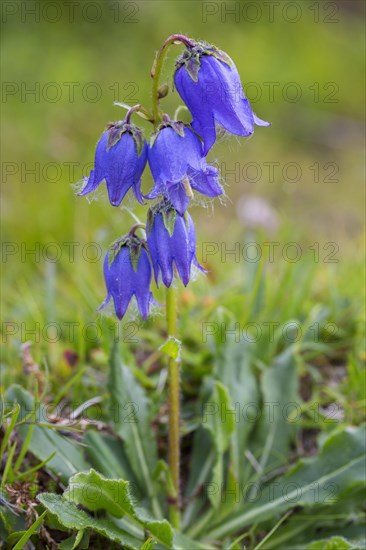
[1,0,365,374]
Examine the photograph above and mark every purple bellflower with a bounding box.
[174,42,270,154]
[79,121,147,206]
[147,199,204,287]
[147,121,223,215]
[99,234,154,320]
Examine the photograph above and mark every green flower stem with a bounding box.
[151,34,194,125]
[166,284,181,528]
[149,35,193,529]
[127,223,146,237]
[125,104,143,123]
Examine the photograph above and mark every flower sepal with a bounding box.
[175,41,233,82]
[107,121,145,157]
[162,207,178,237]
[150,119,185,147]
[108,233,147,273]
[147,199,177,238]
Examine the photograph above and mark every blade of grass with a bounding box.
[12,510,47,550]
[52,366,87,406]
[1,441,17,486]
[14,422,35,473]
[253,511,292,550]
[0,404,20,458]
[16,451,56,480]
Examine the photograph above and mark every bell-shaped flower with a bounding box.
[99,234,154,320]
[147,122,223,215]
[174,43,270,154]
[147,200,204,287]
[79,121,147,206]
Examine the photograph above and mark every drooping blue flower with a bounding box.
[79,121,147,206]
[147,199,205,287]
[99,234,154,320]
[174,42,270,154]
[147,122,223,215]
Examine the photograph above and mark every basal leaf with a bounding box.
[84,430,137,484]
[262,496,366,549]
[214,340,259,484]
[38,493,142,549]
[182,427,215,529]
[249,347,299,470]
[305,536,360,549]
[204,426,366,540]
[108,344,160,516]
[6,385,88,482]
[202,381,235,509]
[64,469,173,547]
[58,529,87,550]
[139,537,156,550]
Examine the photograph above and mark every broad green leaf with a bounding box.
[0,509,14,538]
[38,493,142,549]
[153,459,176,498]
[244,247,265,319]
[173,530,212,549]
[59,529,89,549]
[182,427,215,529]
[260,494,366,550]
[182,377,220,529]
[0,493,25,535]
[214,340,259,484]
[65,469,173,547]
[108,345,160,516]
[139,538,156,550]
[84,430,137,483]
[203,381,235,455]
[202,381,235,509]
[205,426,366,540]
[46,472,204,550]
[250,348,299,471]
[305,536,360,549]
[6,385,88,482]
[159,336,182,361]
[59,532,81,550]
